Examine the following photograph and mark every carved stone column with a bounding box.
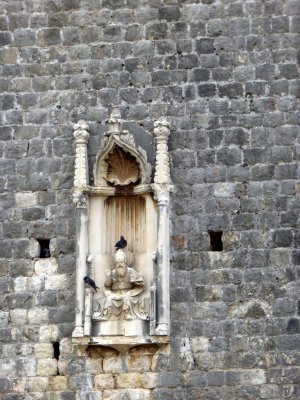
[152,119,172,335]
[73,120,89,191]
[153,119,171,186]
[72,121,90,338]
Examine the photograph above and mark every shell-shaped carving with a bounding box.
[105,146,141,186]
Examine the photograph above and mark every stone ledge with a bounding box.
[72,335,170,354]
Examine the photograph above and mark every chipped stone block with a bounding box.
[240,369,266,385]
[127,355,152,373]
[14,276,28,292]
[37,358,58,376]
[94,374,115,389]
[116,373,142,388]
[15,192,37,208]
[191,337,210,353]
[48,376,68,391]
[25,377,48,392]
[103,389,150,400]
[34,258,58,276]
[85,358,103,375]
[34,343,54,359]
[39,325,59,342]
[103,357,125,373]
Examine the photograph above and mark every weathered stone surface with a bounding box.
[39,325,59,342]
[25,377,48,392]
[49,375,68,391]
[94,374,115,389]
[34,343,54,359]
[103,357,125,373]
[37,358,58,376]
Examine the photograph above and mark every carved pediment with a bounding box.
[93,110,152,187]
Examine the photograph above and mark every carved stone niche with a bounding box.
[72,110,173,353]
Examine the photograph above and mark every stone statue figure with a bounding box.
[93,249,149,321]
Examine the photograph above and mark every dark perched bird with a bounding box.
[40,248,51,258]
[83,276,99,292]
[115,235,127,250]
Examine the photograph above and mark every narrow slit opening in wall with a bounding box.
[208,231,223,251]
[37,239,51,258]
[53,342,60,361]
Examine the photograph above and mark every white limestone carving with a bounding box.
[72,111,172,347]
[151,118,173,336]
[153,118,171,185]
[94,109,152,186]
[105,146,141,186]
[93,249,149,321]
[72,120,90,339]
[106,108,123,136]
[73,120,89,191]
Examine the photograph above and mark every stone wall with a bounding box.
[0,0,300,399]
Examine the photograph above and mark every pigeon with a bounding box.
[40,248,51,258]
[83,276,99,292]
[115,235,127,250]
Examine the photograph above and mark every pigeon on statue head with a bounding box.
[83,276,99,292]
[115,235,127,250]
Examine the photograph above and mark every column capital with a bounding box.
[74,120,89,144]
[153,118,171,140]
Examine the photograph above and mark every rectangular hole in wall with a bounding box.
[37,239,51,258]
[52,342,60,361]
[208,231,223,251]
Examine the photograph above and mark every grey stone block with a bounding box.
[255,63,276,80]
[146,22,168,40]
[9,260,34,277]
[279,64,299,79]
[38,28,61,46]
[191,68,209,82]
[198,84,216,97]
[0,32,12,46]
[195,38,214,54]
[62,27,81,45]
[208,99,228,115]
[178,54,198,69]
[169,23,187,41]
[4,293,34,309]
[271,229,294,247]
[251,165,275,181]
[207,370,225,386]
[14,29,36,46]
[159,6,180,22]
[216,149,242,166]
[0,378,12,393]
[275,163,298,180]
[219,83,244,99]
[230,18,250,35]
[0,160,16,175]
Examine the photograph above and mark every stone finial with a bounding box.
[74,120,89,143]
[107,108,123,136]
[153,118,171,140]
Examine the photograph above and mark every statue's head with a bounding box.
[115,250,127,278]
